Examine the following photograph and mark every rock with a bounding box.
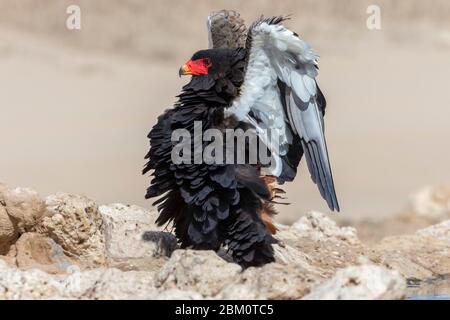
[0,253,16,267]
[154,289,203,300]
[36,193,106,266]
[219,212,368,300]
[410,185,450,221]
[0,205,18,254]
[218,263,322,300]
[272,240,315,269]
[0,187,46,233]
[61,267,156,299]
[352,186,450,243]
[0,259,62,299]
[99,204,177,271]
[0,182,448,300]
[370,220,450,279]
[13,233,76,274]
[350,211,434,244]
[291,211,360,245]
[154,250,242,297]
[154,245,324,300]
[415,220,450,243]
[275,212,366,278]
[0,259,156,299]
[216,283,261,300]
[303,265,406,300]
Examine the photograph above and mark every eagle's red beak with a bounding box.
[179,59,211,77]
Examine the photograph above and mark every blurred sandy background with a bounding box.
[1,0,450,224]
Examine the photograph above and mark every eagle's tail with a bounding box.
[222,184,277,267]
[224,208,277,267]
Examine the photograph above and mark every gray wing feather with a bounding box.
[250,18,339,211]
[284,60,339,211]
[287,61,339,211]
[207,10,247,49]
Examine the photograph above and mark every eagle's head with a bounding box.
[179,48,245,79]
[178,48,246,97]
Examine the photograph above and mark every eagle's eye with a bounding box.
[179,58,212,77]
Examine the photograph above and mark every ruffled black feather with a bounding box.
[143,48,276,266]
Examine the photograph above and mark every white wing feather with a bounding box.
[228,18,339,211]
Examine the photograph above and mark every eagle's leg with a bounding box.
[260,177,294,250]
[259,176,283,235]
[260,202,277,234]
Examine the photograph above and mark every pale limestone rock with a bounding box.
[410,185,450,220]
[99,204,177,270]
[370,220,450,279]
[275,212,366,278]
[154,250,242,297]
[216,284,261,299]
[1,187,46,233]
[272,240,314,269]
[217,263,322,300]
[1,181,448,300]
[291,211,359,245]
[0,259,62,299]
[303,265,406,300]
[154,248,323,300]
[37,193,106,266]
[0,259,156,299]
[356,186,450,243]
[0,254,16,267]
[154,289,203,300]
[61,267,156,299]
[13,233,75,274]
[415,220,450,243]
[0,205,18,254]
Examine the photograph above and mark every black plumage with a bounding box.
[143,48,276,267]
[144,13,340,267]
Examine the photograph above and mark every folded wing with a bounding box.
[230,16,339,211]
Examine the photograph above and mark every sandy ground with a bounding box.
[1,1,450,224]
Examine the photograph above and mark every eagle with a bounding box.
[144,10,339,267]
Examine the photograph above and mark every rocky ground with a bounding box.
[0,182,449,300]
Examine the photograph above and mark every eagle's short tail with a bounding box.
[224,208,277,267]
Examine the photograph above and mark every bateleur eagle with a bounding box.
[144,11,339,267]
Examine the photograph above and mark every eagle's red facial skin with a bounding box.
[180,58,211,76]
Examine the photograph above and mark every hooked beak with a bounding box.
[179,63,191,77]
